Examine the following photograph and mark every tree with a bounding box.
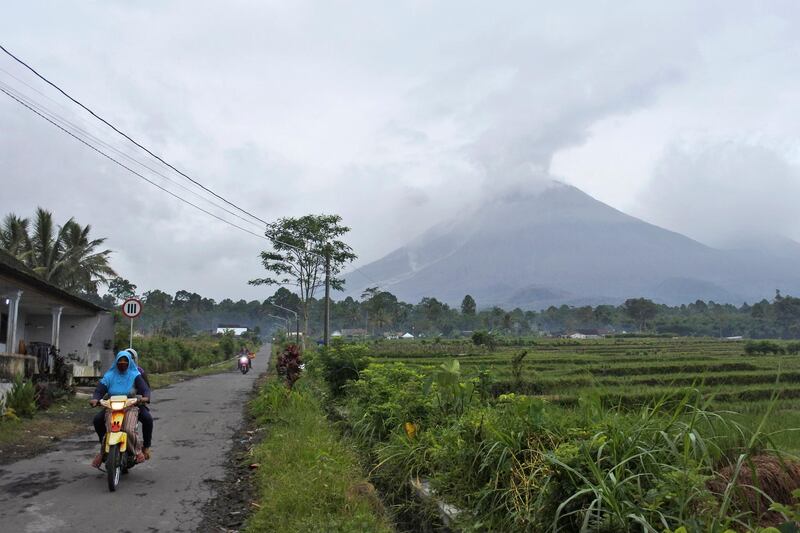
[249,214,356,339]
[460,294,476,315]
[623,297,659,332]
[0,208,116,294]
[268,287,301,313]
[361,287,398,333]
[143,289,173,311]
[108,277,137,303]
[0,214,31,259]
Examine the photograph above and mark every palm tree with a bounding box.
[0,207,116,295]
[56,218,116,293]
[0,214,31,260]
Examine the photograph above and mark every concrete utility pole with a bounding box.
[268,314,290,333]
[268,302,300,345]
[323,248,331,346]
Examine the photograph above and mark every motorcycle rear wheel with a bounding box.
[106,444,122,492]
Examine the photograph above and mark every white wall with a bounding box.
[23,313,52,344]
[61,312,114,377]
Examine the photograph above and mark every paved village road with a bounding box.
[0,345,270,533]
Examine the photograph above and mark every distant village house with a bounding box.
[215,324,248,336]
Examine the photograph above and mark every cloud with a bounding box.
[638,141,800,246]
[1,2,799,300]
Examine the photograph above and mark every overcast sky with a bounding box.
[1,2,799,301]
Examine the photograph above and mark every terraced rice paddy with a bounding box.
[369,337,800,450]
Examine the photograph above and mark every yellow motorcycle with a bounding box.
[98,395,144,491]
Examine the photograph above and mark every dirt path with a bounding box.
[0,345,269,533]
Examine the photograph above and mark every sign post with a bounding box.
[121,297,143,349]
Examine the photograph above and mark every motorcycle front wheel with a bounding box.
[106,444,122,492]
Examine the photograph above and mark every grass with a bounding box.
[327,343,800,531]
[370,337,800,451]
[246,376,394,533]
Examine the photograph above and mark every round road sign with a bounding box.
[121,297,143,318]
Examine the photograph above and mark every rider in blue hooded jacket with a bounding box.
[89,351,152,468]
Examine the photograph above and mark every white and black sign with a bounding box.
[121,297,143,318]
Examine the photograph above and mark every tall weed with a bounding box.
[6,376,36,418]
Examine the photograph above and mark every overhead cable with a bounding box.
[0,43,270,227]
[0,86,269,241]
[0,79,265,230]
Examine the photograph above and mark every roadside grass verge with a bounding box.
[246,376,393,533]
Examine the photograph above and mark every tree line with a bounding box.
[84,285,800,341]
[3,209,799,340]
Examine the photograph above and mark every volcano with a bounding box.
[347,182,800,308]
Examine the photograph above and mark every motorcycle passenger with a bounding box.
[125,348,150,389]
[89,351,152,468]
[125,347,153,460]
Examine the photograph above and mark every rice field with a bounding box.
[368,337,800,451]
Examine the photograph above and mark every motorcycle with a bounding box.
[238,355,250,374]
[97,395,144,491]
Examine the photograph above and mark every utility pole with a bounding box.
[268,301,300,346]
[268,314,290,334]
[323,247,331,346]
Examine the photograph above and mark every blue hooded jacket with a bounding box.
[93,351,149,399]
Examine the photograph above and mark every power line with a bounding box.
[0,43,270,228]
[0,78,265,230]
[0,45,384,291]
[0,85,270,241]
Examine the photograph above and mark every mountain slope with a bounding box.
[347,182,800,308]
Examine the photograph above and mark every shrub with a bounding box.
[6,376,36,418]
[472,330,497,351]
[276,343,303,389]
[744,340,784,355]
[346,363,431,444]
[317,342,369,396]
[786,342,800,355]
[425,359,476,418]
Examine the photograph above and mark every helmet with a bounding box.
[125,348,139,364]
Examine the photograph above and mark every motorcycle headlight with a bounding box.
[110,401,126,410]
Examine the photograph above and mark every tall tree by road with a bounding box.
[249,214,356,340]
[0,207,116,295]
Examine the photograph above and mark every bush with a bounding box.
[471,330,497,351]
[744,340,784,355]
[6,376,36,418]
[786,342,800,355]
[276,343,303,389]
[316,342,370,396]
